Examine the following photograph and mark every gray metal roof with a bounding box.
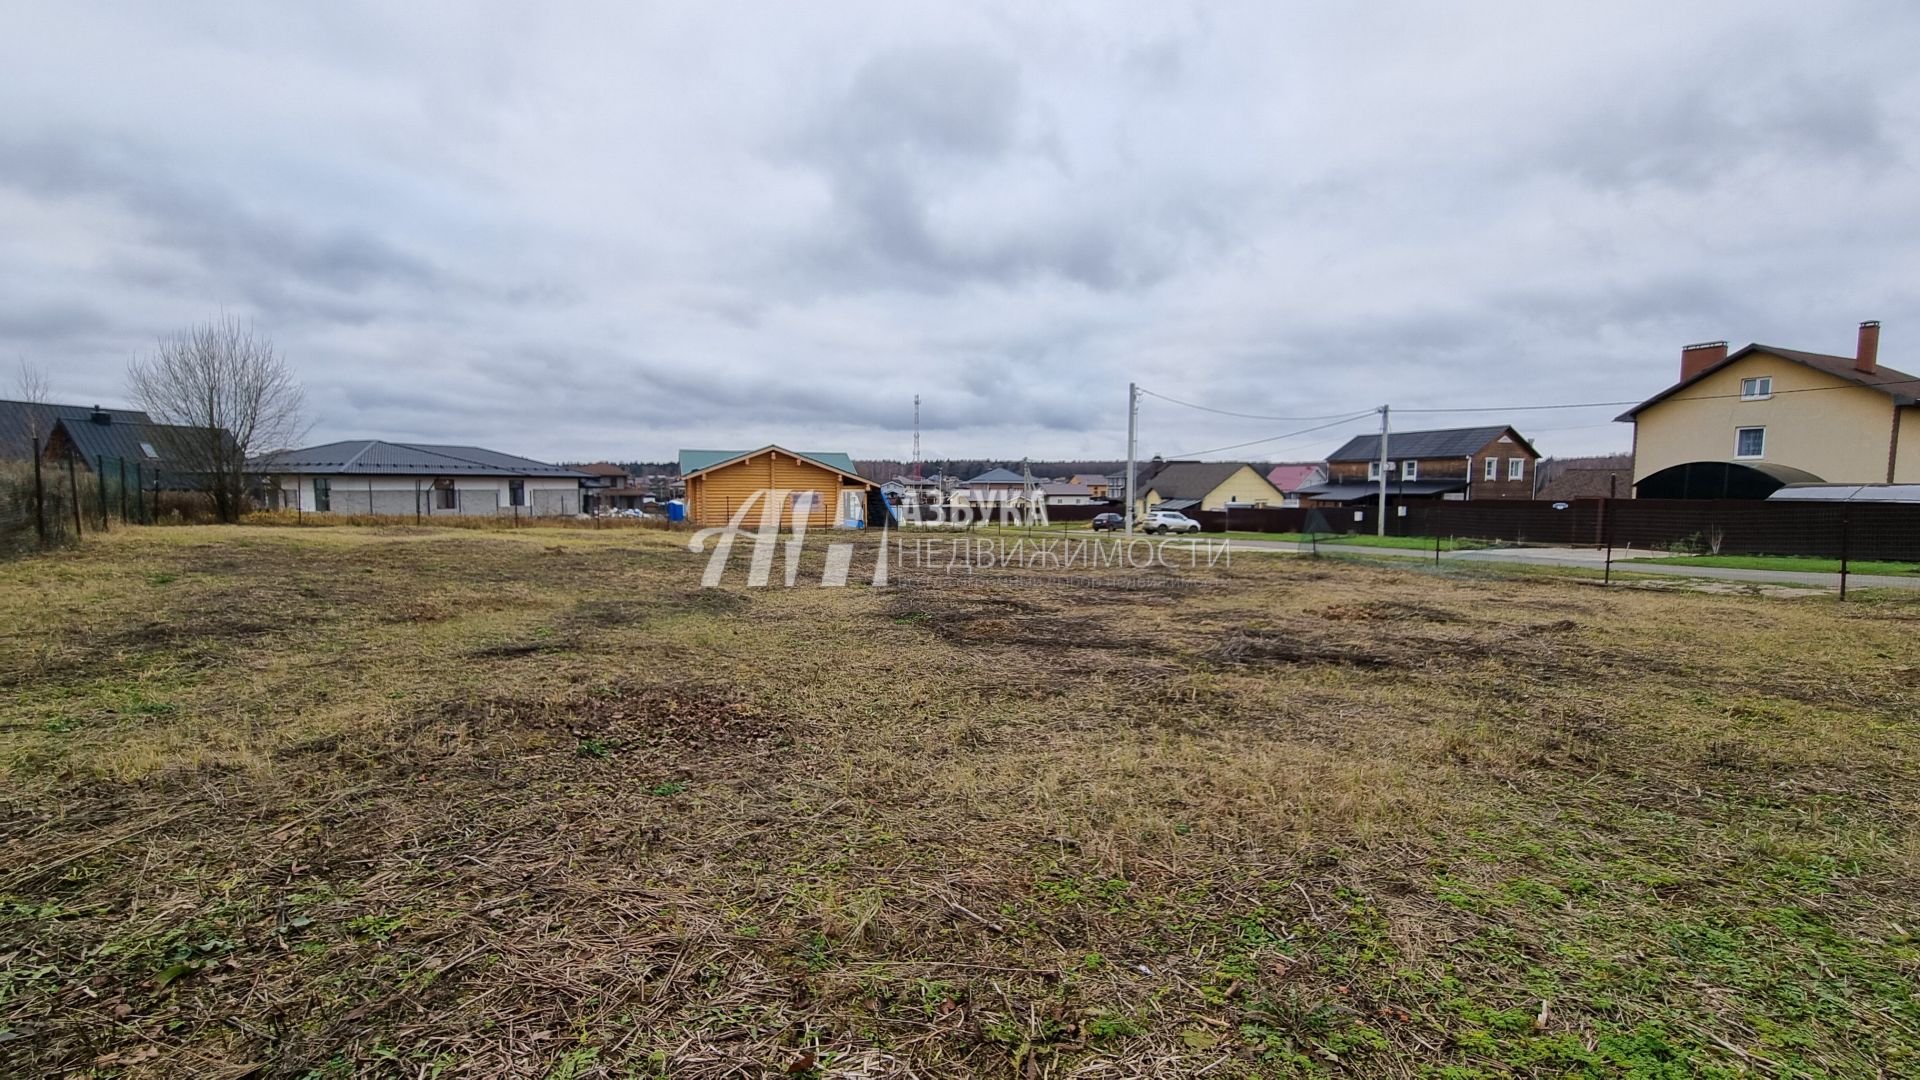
[1327,426,1534,462]
[0,399,151,459]
[1296,478,1469,502]
[1769,483,1920,504]
[253,440,588,477]
[966,467,1028,484]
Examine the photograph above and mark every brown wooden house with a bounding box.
[679,446,880,527]
[1298,425,1541,505]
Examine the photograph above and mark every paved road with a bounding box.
[1182,538,1920,592]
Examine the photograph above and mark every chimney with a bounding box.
[1680,341,1728,382]
[1856,320,1880,373]
[89,405,111,425]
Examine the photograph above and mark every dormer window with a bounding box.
[1740,376,1772,400]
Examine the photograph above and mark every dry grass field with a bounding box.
[2,525,1917,1078]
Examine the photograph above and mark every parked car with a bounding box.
[1144,510,1201,534]
[1090,512,1124,531]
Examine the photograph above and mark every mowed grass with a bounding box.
[2,525,1917,1078]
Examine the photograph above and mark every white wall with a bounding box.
[273,475,582,517]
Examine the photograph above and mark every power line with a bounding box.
[1397,400,1639,414]
[1164,411,1378,459]
[1137,387,1372,422]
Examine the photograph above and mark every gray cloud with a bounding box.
[2,2,1918,464]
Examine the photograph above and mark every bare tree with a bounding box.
[14,356,50,406]
[14,356,52,439]
[128,317,307,523]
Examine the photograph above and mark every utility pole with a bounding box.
[1124,382,1139,538]
[911,394,922,480]
[1375,404,1390,537]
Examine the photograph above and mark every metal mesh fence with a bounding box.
[1,445,186,558]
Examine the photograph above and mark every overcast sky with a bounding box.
[4,2,1917,464]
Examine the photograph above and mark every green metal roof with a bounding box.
[679,446,861,478]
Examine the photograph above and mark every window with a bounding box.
[508,480,526,507]
[1508,458,1525,481]
[1368,460,1381,481]
[139,442,160,459]
[1736,427,1765,458]
[312,477,330,512]
[791,490,818,517]
[1484,456,1498,481]
[433,478,457,509]
[1740,376,1773,400]
[1402,460,1419,480]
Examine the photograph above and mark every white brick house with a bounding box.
[253,440,588,517]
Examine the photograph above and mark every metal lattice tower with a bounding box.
[911,394,922,479]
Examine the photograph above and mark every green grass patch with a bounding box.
[1627,553,1920,576]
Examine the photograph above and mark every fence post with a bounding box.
[1839,510,1850,601]
[1603,497,1614,586]
[31,435,47,547]
[1434,531,1441,567]
[67,455,83,537]
[135,463,146,524]
[96,455,110,530]
[118,458,129,523]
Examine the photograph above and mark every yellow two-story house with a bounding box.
[1618,321,1920,498]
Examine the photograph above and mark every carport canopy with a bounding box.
[1635,461,1823,500]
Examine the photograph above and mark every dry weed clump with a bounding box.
[1,525,1917,1076]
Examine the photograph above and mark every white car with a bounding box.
[1144,510,1201,534]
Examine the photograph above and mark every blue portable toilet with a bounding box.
[666,499,686,522]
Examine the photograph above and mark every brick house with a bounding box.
[1298,426,1541,505]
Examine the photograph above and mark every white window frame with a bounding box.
[1402,460,1418,480]
[1508,458,1524,481]
[1735,426,1766,459]
[1484,456,1498,481]
[1368,460,1381,481]
[1740,376,1772,401]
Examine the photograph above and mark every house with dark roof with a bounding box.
[1535,454,1634,502]
[1129,459,1285,516]
[1298,426,1540,505]
[570,462,640,513]
[253,440,589,516]
[679,446,880,527]
[40,410,232,490]
[1618,321,1920,498]
[964,467,1030,500]
[0,400,151,460]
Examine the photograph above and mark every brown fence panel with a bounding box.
[1186,506,1312,533]
[1404,498,1919,562]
